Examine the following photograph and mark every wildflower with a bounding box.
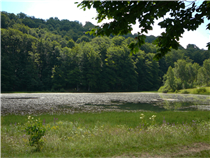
[152,115,156,118]
[28,116,31,119]
[32,117,34,119]
[140,113,145,119]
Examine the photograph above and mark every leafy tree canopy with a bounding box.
[76,1,210,60]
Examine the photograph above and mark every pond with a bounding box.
[1,92,210,115]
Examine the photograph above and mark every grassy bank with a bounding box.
[1,111,210,157]
[175,87,210,95]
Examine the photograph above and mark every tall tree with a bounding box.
[203,59,210,86]
[166,66,176,91]
[197,67,207,86]
[174,59,188,89]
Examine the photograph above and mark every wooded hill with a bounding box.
[1,11,210,92]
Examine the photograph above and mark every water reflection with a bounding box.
[88,101,209,112]
[96,102,166,112]
[157,101,198,111]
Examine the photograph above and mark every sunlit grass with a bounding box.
[177,86,210,95]
[1,111,210,157]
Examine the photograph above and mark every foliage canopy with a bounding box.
[76,1,210,60]
[1,11,209,92]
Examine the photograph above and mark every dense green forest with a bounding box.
[1,11,210,92]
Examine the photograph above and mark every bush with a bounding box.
[181,90,189,94]
[194,87,207,94]
[158,86,168,93]
[175,90,179,93]
[25,116,46,151]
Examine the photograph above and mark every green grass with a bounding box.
[176,86,210,95]
[1,111,210,157]
[2,111,210,127]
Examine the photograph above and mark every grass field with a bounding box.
[1,111,210,157]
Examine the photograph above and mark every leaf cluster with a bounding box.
[77,1,210,60]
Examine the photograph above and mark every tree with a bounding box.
[76,35,91,43]
[76,1,210,59]
[1,13,10,28]
[174,60,188,82]
[166,66,176,91]
[67,39,75,48]
[197,67,206,86]
[80,43,101,91]
[203,59,210,86]
[112,36,125,46]
[158,66,176,92]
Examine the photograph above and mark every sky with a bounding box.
[1,0,209,50]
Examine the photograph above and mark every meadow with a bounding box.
[1,93,210,157]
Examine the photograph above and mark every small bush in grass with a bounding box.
[175,90,179,93]
[181,90,189,94]
[194,87,207,94]
[25,116,46,151]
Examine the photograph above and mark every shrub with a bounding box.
[175,90,179,93]
[194,87,207,94]
[181,90,189,94]
[25,116,46,151]
[158,86,168,93]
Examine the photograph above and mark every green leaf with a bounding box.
[207,42,210,50]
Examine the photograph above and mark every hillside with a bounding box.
[1,11,210,92]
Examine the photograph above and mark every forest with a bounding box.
[1,11,210,92]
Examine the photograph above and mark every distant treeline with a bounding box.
[1,11,210,92]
